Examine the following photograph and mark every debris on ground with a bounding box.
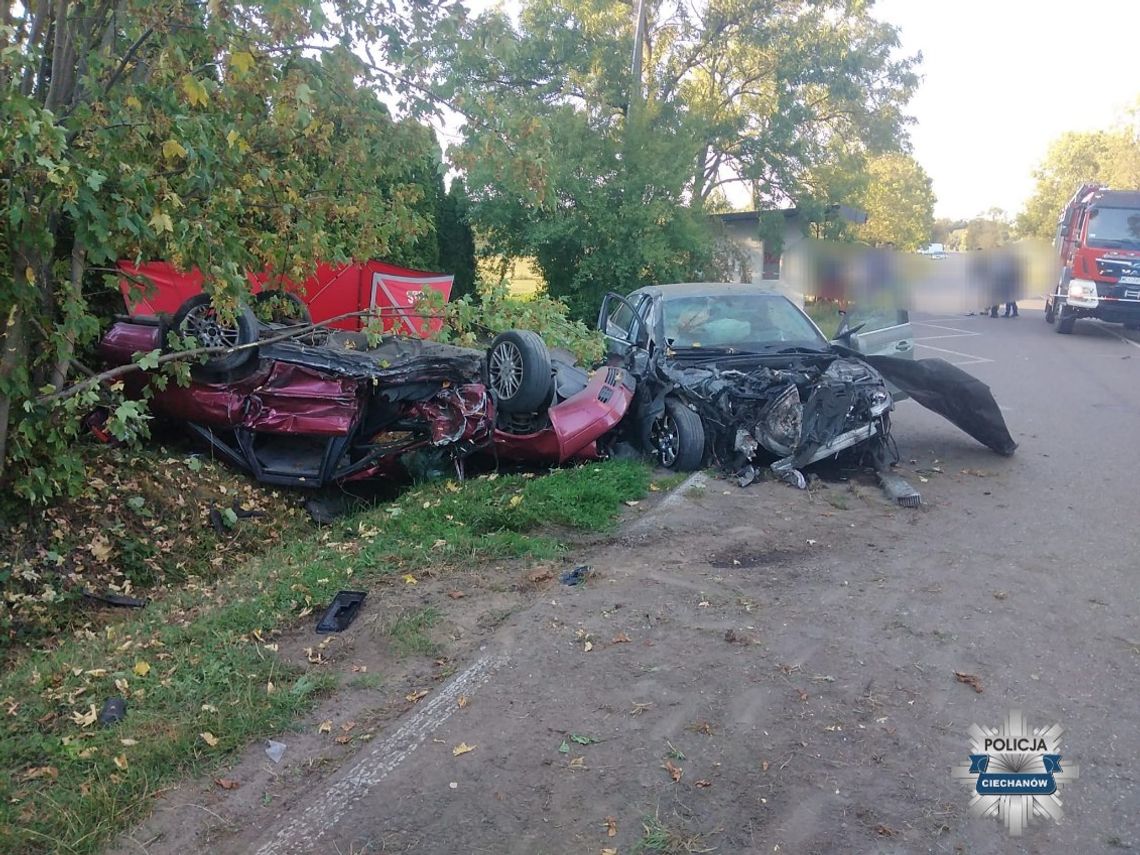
[315,590,367,633]
[265,740,287,763]
[98,697,127,727]
[876,470,922,507]
[560,565,593,586]
[954,671,985,693]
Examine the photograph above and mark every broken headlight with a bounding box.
[869,387,891,415]
[757,384,802,457]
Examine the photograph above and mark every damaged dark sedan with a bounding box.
[598,283,1015,485]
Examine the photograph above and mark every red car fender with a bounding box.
[493,366,634,463]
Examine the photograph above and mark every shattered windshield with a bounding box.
[1087,207,1140,249]
[661,294,829,350]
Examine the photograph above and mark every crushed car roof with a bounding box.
[632,282,791,299]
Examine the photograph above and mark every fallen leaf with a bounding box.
[335,735,352,744]
[611,632,631,644]
[214,777,240,790]
[875,823,898,837]
[340,721,356,733]
[761,760,769,772]
[583,640,593,653]
[457,696,469,709]
[954,671,984,693]
[452,742,476,756]
[509,494,523,507]
[20,766,58,782]
[568,756,587,769]
[796,688,809,702]
[71,704,98,728]
[447,591,465,599]
[119,738,138,747]
[602,849,618,855]
[992,591,1008,600]
[664,759,683,783]
[200,731,219,747]
[527,569,553,584]
[317,720,332,734]
[604,816,618,837]
[695,779,712,788]
[403,574,417,585]
[405,689,429,703]
[624,500,640,507]
[559,739,570,754]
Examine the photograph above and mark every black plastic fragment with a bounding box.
[82,590,149,608]
[99,697,127,727]
[315,590,367,633]
[560,565,592,586]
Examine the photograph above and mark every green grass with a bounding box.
[0,459,650,855]
[388,607,441,656]
[632,813,714,854]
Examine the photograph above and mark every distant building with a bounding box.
[712,205,868,283]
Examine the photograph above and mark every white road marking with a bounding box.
[913,341,993,365]
[626,471,707,535]
[252,652,506,855]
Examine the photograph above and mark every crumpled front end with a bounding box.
[662,355,895,487]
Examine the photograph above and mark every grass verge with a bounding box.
[0,459,651,855]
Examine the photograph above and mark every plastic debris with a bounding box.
[560,565,592,586]
[265,740,287,763]
[316,590,367,633]
[877,470,922,507]
[98,697,127,727]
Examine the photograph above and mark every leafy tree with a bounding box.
[1017,127,1140,239]
[437,178,478,299]
[431,0,920,315]
[0,0,462,503]
[850,153,935,250]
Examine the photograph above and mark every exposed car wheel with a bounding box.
[1044,299,1056,324]
[649,399,705,471]
[253,290,311,325]
[1054,305,1075,335]
[487,330,553,413]
[171,294,259,376]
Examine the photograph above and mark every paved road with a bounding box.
[129,307,1140,854]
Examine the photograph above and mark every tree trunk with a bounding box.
[50,240,86,391]
[0,303,29,481]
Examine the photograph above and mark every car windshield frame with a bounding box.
[1086,206,1140,249]
[659,292,830,352]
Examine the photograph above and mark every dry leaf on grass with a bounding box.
[447,591,465,599]
[604,816,618,837]
[20,766,58,781]
[663,759,683,783]
[611,632,631,644]
[457,696,469,709]
[335,735,352,745]
[113,754,129,771]
[317,720,333,734]
[214,778,240,790]
[200,732,219,747]
[132,660,151,677]
[405,689,429,703]
[583,640,593,653]
[796,688,809,702]
[954,671,984,693]
[452,742,476,756]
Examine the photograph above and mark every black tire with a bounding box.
[171,294,259,375]
[487,330,553,413]
[1055,305,1075,335]
[253,290,311,325]
[649,398,705,471]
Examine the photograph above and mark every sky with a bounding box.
[874,0,1140,220]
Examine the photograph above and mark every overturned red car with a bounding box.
[99,261,633,488]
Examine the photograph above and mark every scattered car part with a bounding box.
[560,565,593,586]
[861,355,1017,456]
[315,590,367,633]
[265,740,287,763]
[487,330,553,413]
[877,470,922,508]
[82,590,149,608]
[98,697,127,727]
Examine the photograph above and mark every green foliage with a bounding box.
[437,179,479,300]
[432,0,919,316]
[851,153,936,250]
[1017,123,1140,239]
[424,282,605,365]
[0,0,463,505]
[0,459,648,854]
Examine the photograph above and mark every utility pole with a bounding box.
[630,0,646,112]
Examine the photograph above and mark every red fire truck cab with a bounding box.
[1047,183,1140,334]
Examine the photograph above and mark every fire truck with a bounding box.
[1047,183,1140,334]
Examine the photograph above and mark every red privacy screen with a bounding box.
[117,260,454,335]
